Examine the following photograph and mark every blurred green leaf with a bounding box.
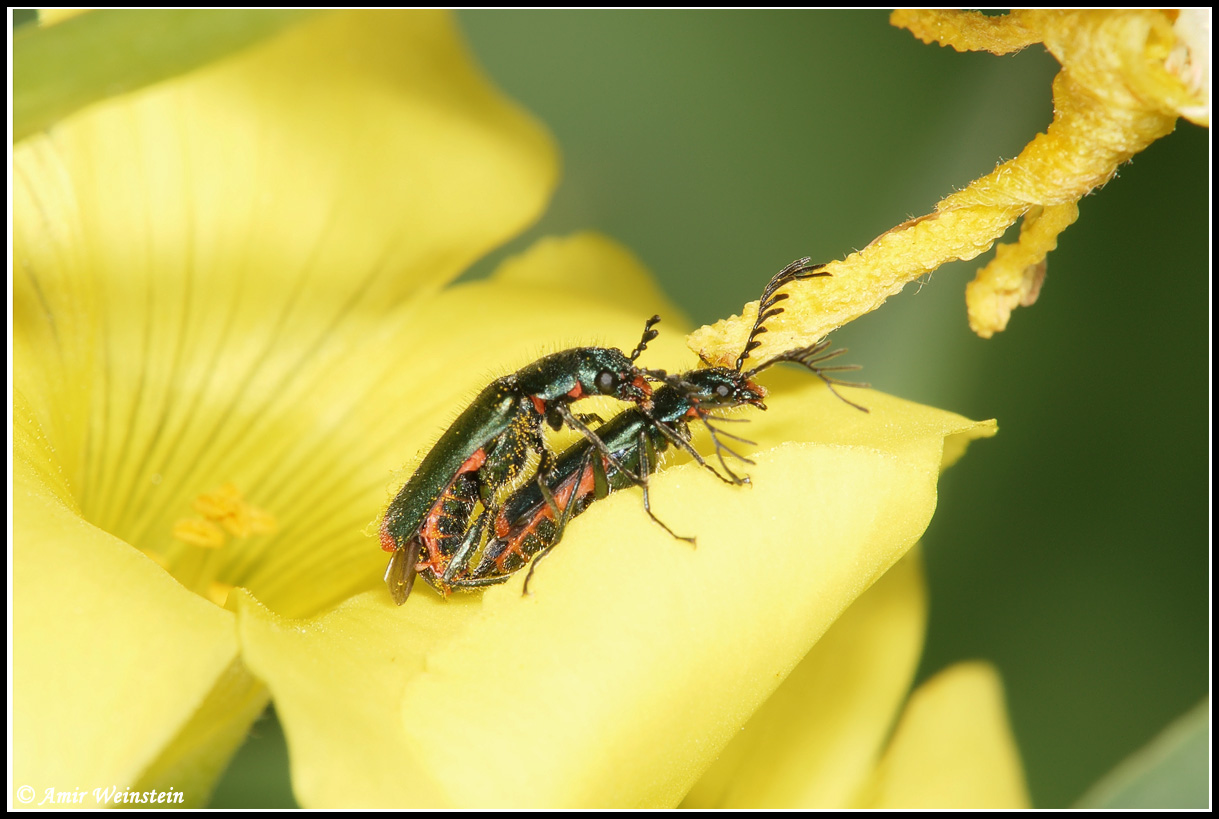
[208,707,297,808]
[13,10,317,143]
[1076,700,1209,808]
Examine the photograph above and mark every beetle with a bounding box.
[381,318,666,604]
[439,257,868,593]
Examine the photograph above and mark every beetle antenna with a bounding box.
[734,257,829,372]
[630,315,662,362]
[745,338,870,413]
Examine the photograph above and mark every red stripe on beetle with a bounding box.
[495,460,598,571]
[418,449,488,562]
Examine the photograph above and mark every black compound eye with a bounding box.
[596,371,617,394]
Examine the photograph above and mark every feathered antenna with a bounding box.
[734,257,829,372]
[746,338,870,413]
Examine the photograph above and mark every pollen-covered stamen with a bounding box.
[190,482,278,540]
[166,482,277,606]
[172,518,227,548]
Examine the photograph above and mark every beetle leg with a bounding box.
[550,402,646,488]
[650,415,751,486]
[635,428,697,544]
[534,437,555,483]
[522,449,595,596]
[442,510,488,584]
[695,415,758,485]
[535,465,564,521]
[445,573,512,590]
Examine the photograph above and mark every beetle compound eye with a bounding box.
[716,384,732,399]
[596,371,617,394]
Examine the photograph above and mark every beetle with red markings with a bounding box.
[381,319,665,603]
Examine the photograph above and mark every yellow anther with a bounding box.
[172,518,227,549]
[191,482,278,539]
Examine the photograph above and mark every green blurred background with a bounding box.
[19,9,1204,808]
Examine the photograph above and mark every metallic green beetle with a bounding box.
[380,319,664,603]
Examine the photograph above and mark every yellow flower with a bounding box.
[14,10,1016,808]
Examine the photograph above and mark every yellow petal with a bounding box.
[15,11,317,141]
[855,662,1030,809]
[233,590,471,807]
[684,547,928,808]
[492,231,692,326]
[13,391,266,807]
[13,10,558,617]
[236,361,991,807]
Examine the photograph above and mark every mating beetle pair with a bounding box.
[380,258,866,602]
[380,319,665,603]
